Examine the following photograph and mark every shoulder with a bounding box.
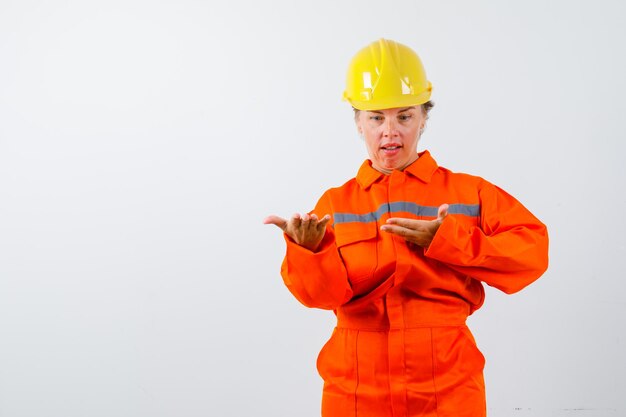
[311,175,360,214]
[431,163,524,213]
[322,176,361,203]
[330,176,360,192]
[433,163,490,188]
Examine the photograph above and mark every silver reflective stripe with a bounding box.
[447,203,480,217]
[333,202,479,225]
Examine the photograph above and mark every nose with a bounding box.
[383,117,399,138]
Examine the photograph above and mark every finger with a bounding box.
[263,215,288,230]
[309,213,322,231]
[381,224,427,246]
[316,214,331,230]
[291,213,302,228]
[380,224,412,237]
[438,204,449,220]
[386,217,423,229]
[300,213,313,230]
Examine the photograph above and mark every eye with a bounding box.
[398,114,412,121]
[369,115,383,121]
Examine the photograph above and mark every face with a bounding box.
[355,106,426,174]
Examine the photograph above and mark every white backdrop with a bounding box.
[1,0,624,416]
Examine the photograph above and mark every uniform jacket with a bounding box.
[280,151,549,417]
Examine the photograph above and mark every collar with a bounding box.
[356,150,439,189]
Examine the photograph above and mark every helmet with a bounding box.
[343,39,432,111]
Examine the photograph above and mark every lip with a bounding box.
[380,143,403,155]
[380,142,402,150]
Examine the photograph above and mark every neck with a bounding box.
[373,154,420,175]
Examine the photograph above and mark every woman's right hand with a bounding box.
[263,213,331,252]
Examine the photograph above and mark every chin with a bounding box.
[383,161,404,171]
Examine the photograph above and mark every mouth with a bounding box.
[381,143,403,151]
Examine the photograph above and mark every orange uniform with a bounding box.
[280,151,549,417]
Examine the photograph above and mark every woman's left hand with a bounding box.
[380,204,449,248]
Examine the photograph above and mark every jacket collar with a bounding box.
[356,150,439,189]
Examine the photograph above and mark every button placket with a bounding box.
[386,170,411,417]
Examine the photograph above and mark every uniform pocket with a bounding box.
[335,222,378,283]
[457,326,486,370]
[317,328,349,380]
[430,326,486,390]
[428,326,487,416]
[316,328,358,391]
[317,328,359,417]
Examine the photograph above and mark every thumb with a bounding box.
[263,215,287,230]
[437,204,449,221]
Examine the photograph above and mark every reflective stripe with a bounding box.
[333,202,480,225]
[448,203,481,217]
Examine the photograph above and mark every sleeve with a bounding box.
[424,181,549,294]
[280,191,354,309]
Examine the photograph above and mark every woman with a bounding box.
[264,39,549,417]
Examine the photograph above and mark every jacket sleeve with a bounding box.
[280,191,354,309]
[424,181,549,294]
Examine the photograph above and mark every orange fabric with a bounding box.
[280,151,549,417]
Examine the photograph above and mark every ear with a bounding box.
[355,118,363,135]
[355,120,365,139]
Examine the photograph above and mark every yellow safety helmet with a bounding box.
[343,39,432,111]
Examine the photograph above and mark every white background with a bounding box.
[1,0,625,416]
